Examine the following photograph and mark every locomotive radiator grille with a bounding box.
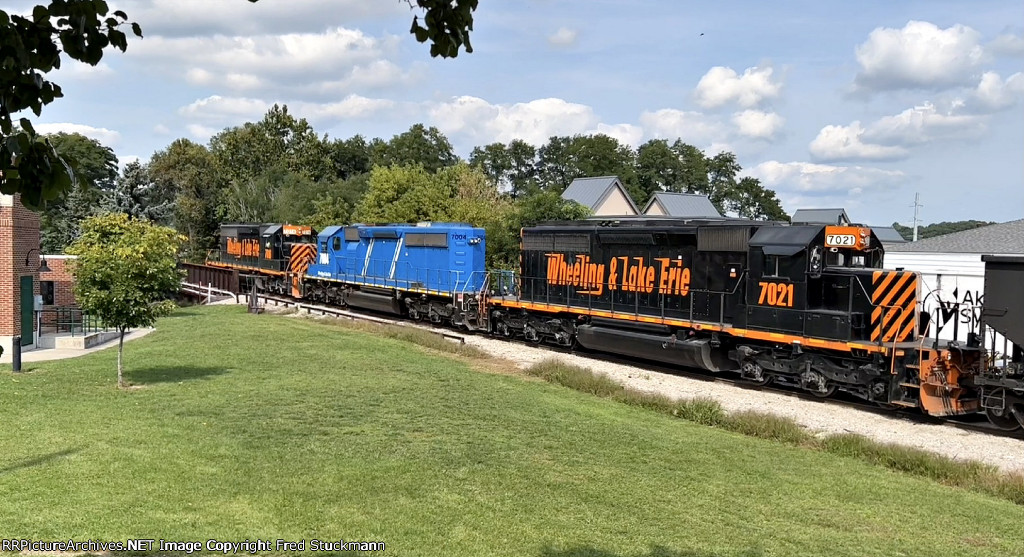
[870,270,919,343]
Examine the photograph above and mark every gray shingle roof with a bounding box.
[792,208,850,225]
[871,226,907,244]
[561,176,639,215]
[643,192,721,218]
[886,219,1024,253]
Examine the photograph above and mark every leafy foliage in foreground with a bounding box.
[66,213,184,387]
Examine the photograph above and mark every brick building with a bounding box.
[0,194,42,354]
[39,255,78,330]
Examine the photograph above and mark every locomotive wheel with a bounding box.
[809,384,838,398]
[985,391,1022,431]
[741,361,772,386]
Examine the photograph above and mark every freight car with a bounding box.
[489,218,977,418]
[972,255,1024,430]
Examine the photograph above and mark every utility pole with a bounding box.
[910,192,923,241]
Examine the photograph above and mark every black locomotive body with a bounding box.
[491,218,972,412]
[208,223,318,296]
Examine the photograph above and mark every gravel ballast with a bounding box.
[458,332,1024,474]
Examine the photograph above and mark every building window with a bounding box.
[41,280,55,305]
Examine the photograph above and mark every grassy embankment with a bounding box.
[1,305,1023,557]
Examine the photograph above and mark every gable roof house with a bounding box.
[560,176,639,216]
[791,208,851,225]
[643,192,722,218]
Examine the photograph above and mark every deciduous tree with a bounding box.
[66,213,184,388]
[149,139,225,259]
[372,124,459,173]
[41,132,118,252]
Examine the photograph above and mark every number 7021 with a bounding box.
[757,281,794,307]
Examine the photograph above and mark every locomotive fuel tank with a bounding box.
[576,324,736,372]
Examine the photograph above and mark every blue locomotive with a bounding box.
[303,222,489,329]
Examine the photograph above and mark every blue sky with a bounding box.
[17,0,1024,225]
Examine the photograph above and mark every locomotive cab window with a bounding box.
[332,237,342,251]
[826,250,845,267]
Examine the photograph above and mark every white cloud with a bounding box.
[130,27,411,97]
[988,33,1024,57]
[590,123,644,147]
[300,95,396,120]
[64,61,115,80]
[749,161,906,212]
[854,21,986,91]
[639,109,725,146]
[153,124,171,135]
[969,71,1024,111]
[863,102,987,145]
[122,0,405,37]
[732,110,784,139]
[187,124,219,142]
[809,122,908,162]
[429,96,601,146]
[548,27,578,47]
[694,66,781,109]
[35,123,121,146]
[179,96,272,122]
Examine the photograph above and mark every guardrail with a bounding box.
[181,282,242,304]
[36,306,110,336]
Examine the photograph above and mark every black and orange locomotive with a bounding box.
[490,218,980,419]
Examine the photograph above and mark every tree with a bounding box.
[1,1,476,208]
[727,177,787,221]
[211,105,331,185]
[470,140,537,198]
[636,139,686,203]
[891,220,994,241]
[66,213,184,389]
[328,135,372,180]
[489,191,591,268]
[149,139,225,259]
[535,135,637,199]
[41,132,118,252]
[105,161,174,223]
[371,124,459,173]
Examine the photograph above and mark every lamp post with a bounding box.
[25,248,51,273]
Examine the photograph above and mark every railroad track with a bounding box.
[251,291,1022,440]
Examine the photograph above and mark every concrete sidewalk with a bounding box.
[0,328,155,364]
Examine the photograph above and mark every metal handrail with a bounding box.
[35,306,110,336]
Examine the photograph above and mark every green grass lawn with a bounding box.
[2,305,1023,557]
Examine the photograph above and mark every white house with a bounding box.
[884,219,1024,348]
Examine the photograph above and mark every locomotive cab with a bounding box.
[745,224,895,344]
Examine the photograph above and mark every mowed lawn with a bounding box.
[2,306,1023,557]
